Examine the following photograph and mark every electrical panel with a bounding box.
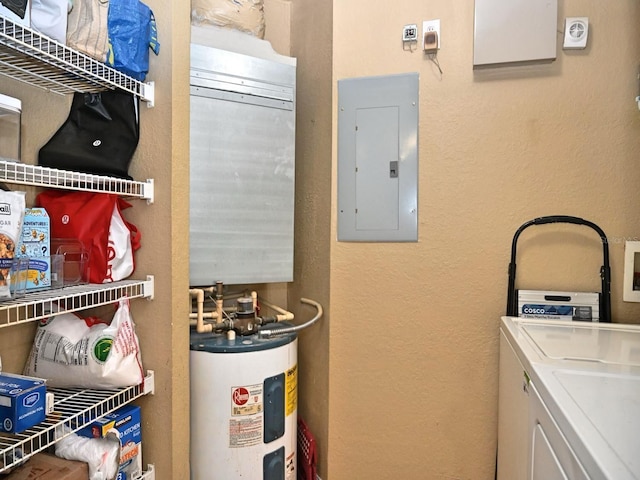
[337,73,419,242]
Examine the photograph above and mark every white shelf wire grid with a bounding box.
[0,15,154,104]
[0,371,154,473]
[0,159,155,202]
[0,277,154,329]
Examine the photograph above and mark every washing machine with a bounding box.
[498,316,640,480]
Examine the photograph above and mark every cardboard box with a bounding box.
[17,208,51,291]
[0,0,30,29]
[77,404,142,480]
[4,452,89,480]
[0,372,46,433]
[517,289,600,321]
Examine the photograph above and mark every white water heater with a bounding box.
[190,329,298,480]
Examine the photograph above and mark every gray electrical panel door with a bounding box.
[338,73,419,242]
[189,43,296,286]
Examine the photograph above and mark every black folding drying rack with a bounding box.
[505,215,611,323]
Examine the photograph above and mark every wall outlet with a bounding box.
[423,19,440,51]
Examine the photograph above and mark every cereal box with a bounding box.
[17,208,50,291]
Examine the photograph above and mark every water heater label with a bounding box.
[285,365,297,417]
[231,384,263,416]
[229,383,263,448]
[229,417,262,448]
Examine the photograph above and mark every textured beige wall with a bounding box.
[326,1,640,479]
[288,0,333,478]
[264,0,292,56]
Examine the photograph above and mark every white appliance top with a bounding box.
[501,317,640,480]
[522,320,640,366]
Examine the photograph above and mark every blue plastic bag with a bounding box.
[106,0,160,81]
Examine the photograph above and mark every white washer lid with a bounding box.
[521,321,640,366]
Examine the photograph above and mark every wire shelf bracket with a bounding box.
[137,465,156,480]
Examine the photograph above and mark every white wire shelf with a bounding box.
[0,276,154,329]
[0,371,154,473]
[0,15,154,104]
[0,159,155,203]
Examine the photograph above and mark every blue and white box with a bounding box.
[77,404,142,480]
[517,290,600,322]
[17,207,51,291]
[0,372,46,433]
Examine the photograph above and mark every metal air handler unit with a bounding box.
[188,27,299,480]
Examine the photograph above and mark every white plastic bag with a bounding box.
[31,0,69,43]
[106,201,135,283]
[55,427,120,480]
[24,297,144,388]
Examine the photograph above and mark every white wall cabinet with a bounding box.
[0,14,156,478]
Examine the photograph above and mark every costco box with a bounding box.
[517,289,600,322]
[77,404,142,480]
[0,372,46,433]
[17,207,51,291]
[4,452,89,480]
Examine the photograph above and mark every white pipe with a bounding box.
[189,312,218,319]
[215,298,223,324]
[189,288,213,333]
[251,291,258,311]
[260,298,294,322]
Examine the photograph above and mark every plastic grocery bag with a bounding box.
[24,298,144,389]
[31,0,69,43]
[36,190,141,284]
[55,427,120,480]
[106,0,160,80]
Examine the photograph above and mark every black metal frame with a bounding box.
[505,215,611,323]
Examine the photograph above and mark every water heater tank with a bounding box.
[190,328,298,479]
